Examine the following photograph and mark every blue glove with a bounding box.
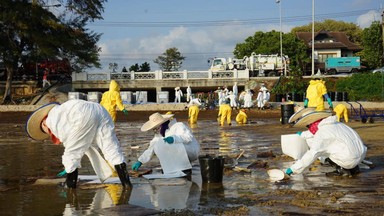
[122,109,128,115]
[326,98,333,108]
[57,169,67,177]
[296,131,302,136]
[132,161,142,171]
[163,136,174,144]
[285,168,293,176]
[303,99,308,108]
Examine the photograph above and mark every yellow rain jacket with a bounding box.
[306,79,328,111]
[334,104,349,123]
[188,105,200,124]
[236,110,248,124]
[100,80,125,122]
[218,104,232,126]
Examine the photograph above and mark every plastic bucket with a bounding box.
[199,155,224,183]
[281,104,294,124]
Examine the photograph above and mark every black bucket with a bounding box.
[199,155,224,183]
[281,103,294,124]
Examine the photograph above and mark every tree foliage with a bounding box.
[291,19,362,44]
[233,31,308,72]
[0,0,106,104]
[128,62,150,72]
[359,21,382,69]
[154,47,185,71]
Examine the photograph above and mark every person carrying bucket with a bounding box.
[25,100,132,189]
[303,77,333,111]
[132,112,200,179]
[100,80,128,122]
[285,108,367,177]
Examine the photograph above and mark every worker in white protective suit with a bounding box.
[285,108,367,177]
[26,100,132,189]
[186,85,192,102]
[228,91,237,109]
[175,87,183,103]
[232,82,238,100]
[132,112,200,178]
[256,89,264,109]
[243,89,253,109]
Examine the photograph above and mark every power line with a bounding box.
[88,9,375,28]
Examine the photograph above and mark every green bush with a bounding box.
[335,73,384,101]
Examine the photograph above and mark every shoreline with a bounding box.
[1,101,382,112]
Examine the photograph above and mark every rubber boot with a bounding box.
[66,169,78,188]
[114,163,133,188]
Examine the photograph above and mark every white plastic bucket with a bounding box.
[281,134,308,160]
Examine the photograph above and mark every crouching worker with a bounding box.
[132,112,200,179]
[26,100,132,189]
[286,108,367,177]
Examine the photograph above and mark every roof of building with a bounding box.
[296,31,362,52]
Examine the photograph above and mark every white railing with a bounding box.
[72,69,250,81]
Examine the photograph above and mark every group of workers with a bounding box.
[25,76,365,196]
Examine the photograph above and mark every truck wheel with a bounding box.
[328,69,337,75]
[268,71,277,77]
[350,68,358,73]
[361,118,367,123]
[369,117,375,124]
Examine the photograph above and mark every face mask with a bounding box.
[308,119,322,135]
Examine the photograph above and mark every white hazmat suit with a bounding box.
[45,100,125,173]
[138,119,200,173]
[290,116,367,174]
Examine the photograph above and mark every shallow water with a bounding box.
[0,115,383,215]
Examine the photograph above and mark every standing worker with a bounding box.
[333,103,349,123]
[100,80,128,122]
[304,78,333,111]
[236,109,248,124]
[42,68,51,88]
[218,99,232,126]
[26,100,132,189]
[285,108,366,177]
[132,112,200,178]
[186,85,192,102]
[175,87,183,103]
[188,98,201,124]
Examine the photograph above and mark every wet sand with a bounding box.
[0,109,383,215]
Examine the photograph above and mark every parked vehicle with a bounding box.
[209,52,289,77]
[372,66,384,73]
[325,57,361,74]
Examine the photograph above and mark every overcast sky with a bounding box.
[76,0,383,72]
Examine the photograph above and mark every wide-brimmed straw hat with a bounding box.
[288,107,316,124]
[141,112,174,132]
[26,102,60,140]
[293,110,332,128]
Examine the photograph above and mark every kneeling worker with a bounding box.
[286,108,366,177]
[132,112,200,177]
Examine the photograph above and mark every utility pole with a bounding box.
[311,0,315,76]
[381,7,384,66]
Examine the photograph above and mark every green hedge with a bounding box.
[335,73,384,101]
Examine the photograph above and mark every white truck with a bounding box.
[209,52,289,77]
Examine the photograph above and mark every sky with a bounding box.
[79,0,383,72]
